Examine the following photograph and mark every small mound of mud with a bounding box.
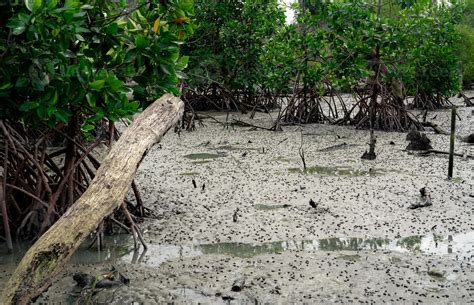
[461,134,474,144]
[361,150,376,160]
[406,131,433,150]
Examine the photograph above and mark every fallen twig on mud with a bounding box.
[421,122,473,144]
[409,202,433,209]
[413,149,474,159]
[318,143,348,152]
[298,128,307,171]
[422,122,450,135]
[231,119,274,131]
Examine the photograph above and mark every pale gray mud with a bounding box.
[1,94,473,304]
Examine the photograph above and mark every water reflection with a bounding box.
[1,232,472,270]
[120,231,473,267]
[184,153,225,160]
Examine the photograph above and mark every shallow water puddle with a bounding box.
[2,232,471,273]
[451,177,465,184]
[180,172,199,176]
[184,153,225,160]
[288,166,402,176]
[288,166,368,176]
[118,231,473,267]
[272,156,293,163]
[191,160,212,164]
[254,204,291,210]
[216,145,259,151]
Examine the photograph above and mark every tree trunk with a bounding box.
[1,94,184,305]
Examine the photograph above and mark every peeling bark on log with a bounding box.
[1,94,184,305]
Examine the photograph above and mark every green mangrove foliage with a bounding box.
[183,0,286,110]
[0,0,193,241]
[398,3,462,108]
[1,0,194,128]
[457,0,474,85]
[185,0,463,128]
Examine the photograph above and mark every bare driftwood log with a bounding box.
[1,94,184,305]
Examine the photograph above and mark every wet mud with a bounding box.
[1,93,473,304]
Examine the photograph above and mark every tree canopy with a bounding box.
[1,0,194,131]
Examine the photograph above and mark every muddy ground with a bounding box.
[1,94,473,304]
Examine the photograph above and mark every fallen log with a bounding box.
[1,94,184,305]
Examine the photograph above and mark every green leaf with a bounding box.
[176,71,188,79]
[86,93,96,107]
[19,101,40,111]
[133,85,146,97]
[15,78,29,88]
[75,34,85,41]
[48,106,55,117]
[8,18,28,35]
[80,4,93,10]
[135,35,148,49]
[124,49,138,63]
[47,0,58,9]
[37,105,48,119]
[127,101,140,111]
[76,27,89,33]
[81,124,95,131]
[160,64,173,75]
[90,80,106,90]
[62,49,76,58]
[25,0,42,12]
[64,0,79,8]
[55,109,70,123]
[106,75,123,91]
[0,83,13,90]
[106,23,119,35]
[51,90,58,105]
[87,109,104,123]
[176,56,189,70]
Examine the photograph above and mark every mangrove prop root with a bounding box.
[1,112,150,242]
[1,94,184,305]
